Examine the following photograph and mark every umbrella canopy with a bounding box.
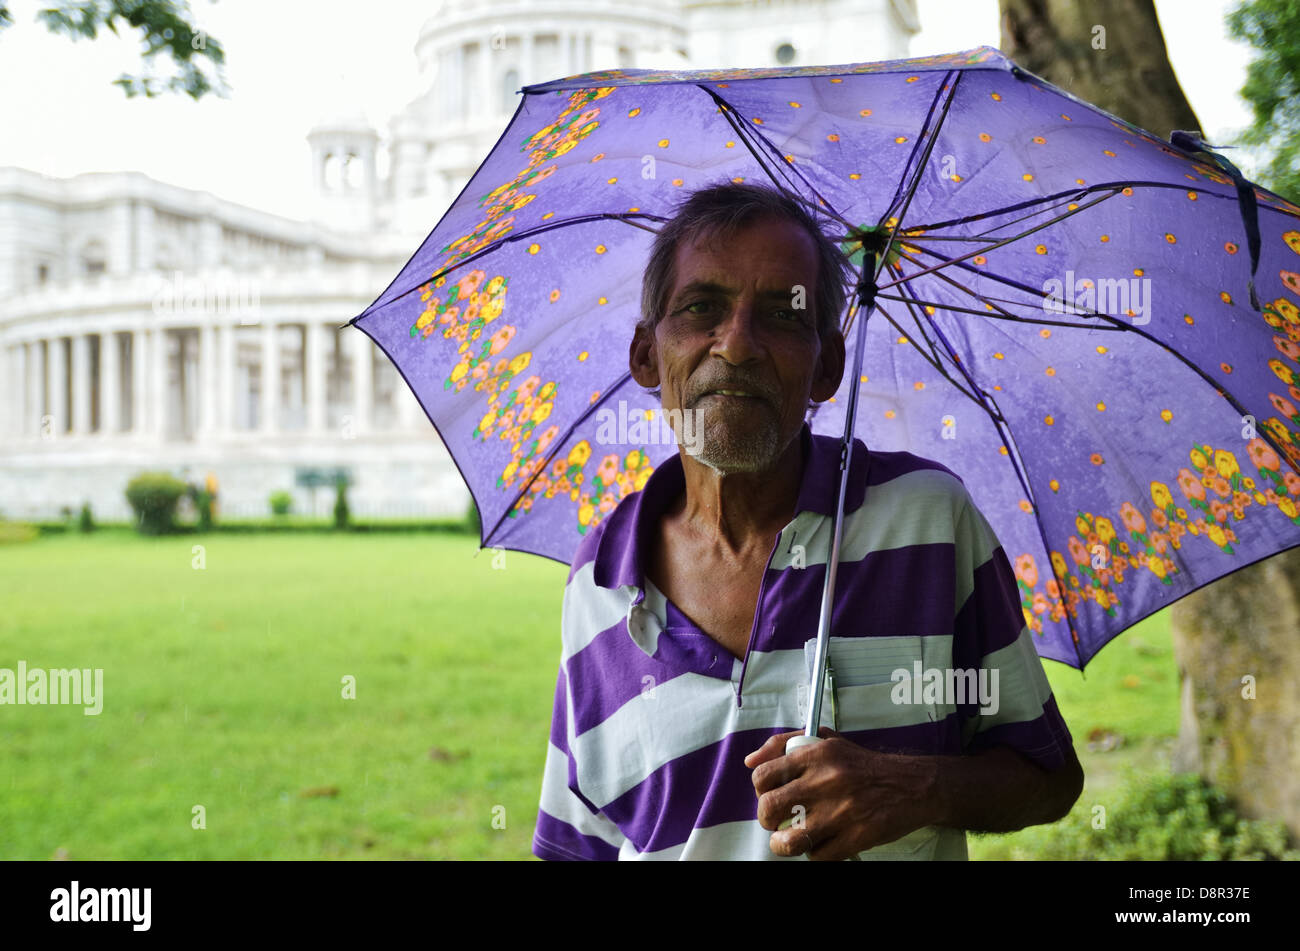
[351,45,1300,670]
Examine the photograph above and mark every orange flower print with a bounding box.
[1014,553,1038,587]
[1119,501,1147,535]
[1177,467,1206,503]
[1274,336,1300,362]
[1283,270,1300,294]
[1247,436,1281,471]
[1067,535,1089,566]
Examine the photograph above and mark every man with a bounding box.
[531,182,1084,861]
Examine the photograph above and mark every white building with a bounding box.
[0,0,918,522]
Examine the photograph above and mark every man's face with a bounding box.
[631,215,844,472]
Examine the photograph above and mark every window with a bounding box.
[776,42,796,64]
[36,263,49,284]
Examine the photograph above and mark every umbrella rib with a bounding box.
[887,260,1003,412]
[872,301,987,413]
[884,243,1130,332]
[912,178,1251,234]
[899,244,1300,476]
[840,70,961,345]
[881,259,975,396]
[876,292,1130,332]
[885,262,1092,667]
[696,84,855,231]
[977,385,1090,669]
[883,69,962,222]
[877,189,1121,291]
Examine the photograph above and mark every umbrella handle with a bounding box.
[778,734,861,861]
[784,734,822,753]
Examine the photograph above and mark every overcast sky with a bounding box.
[0,0,1259,222]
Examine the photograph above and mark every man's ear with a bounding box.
[809,327,846,403]
[629,322,661,389]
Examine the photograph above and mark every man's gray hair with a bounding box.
[638,181,855,340]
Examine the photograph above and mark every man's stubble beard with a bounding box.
[689,401,783,474]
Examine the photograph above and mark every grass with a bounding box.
[0,531,565,860]
[0,530,1179,860]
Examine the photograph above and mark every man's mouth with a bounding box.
[701,389,759,398]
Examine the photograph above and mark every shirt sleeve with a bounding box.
[532,661,628,861]
[951,493,1076,773]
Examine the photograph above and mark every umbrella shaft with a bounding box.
[803,272,877,738]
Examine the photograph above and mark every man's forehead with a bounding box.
[670,219,818,291]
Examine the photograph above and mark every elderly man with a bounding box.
[531,182,1083,861]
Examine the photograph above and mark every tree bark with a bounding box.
[1000,0,1199,138]
[1000,0,1300,839]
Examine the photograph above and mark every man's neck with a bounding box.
[673,431,805,557]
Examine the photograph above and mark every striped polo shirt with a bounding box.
[532,421,1075,861]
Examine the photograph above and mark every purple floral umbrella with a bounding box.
[351,45,1300,671]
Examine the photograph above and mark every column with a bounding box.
[1,345,14,441]
[351,328,372,435]
[152,326,168,439]
[260,319,279,433]
[6,345,19,438]
[29,340,46,439]
[132,328,148,436]
[101,331,121,436]
[479,34,491,116]
[306,320,326,433]
[220,322,235,433]
[199,321,217,435]
[71,333,91,435]
[521,32,533,86]
[49,336,67,438]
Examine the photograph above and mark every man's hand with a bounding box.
[744,727,940,861]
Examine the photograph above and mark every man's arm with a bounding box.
[932,742,1084,831]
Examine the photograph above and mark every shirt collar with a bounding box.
[590,421,870,592]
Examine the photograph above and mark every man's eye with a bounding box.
[772,308,798,321]
[684,300,716,315]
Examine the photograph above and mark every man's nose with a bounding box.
[710,301,763,365]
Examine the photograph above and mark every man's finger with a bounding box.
[743,729,803,769]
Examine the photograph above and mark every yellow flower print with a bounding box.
[578,503,595,527]
[567,440,592,467]
[1284,230,1300,255]
[1096,517,1116,545]
[1213,449,1240,480]
[1206,523,1227,547]
[1280,497,1299,519]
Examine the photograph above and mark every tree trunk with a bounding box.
[1000,0,1300,839]
[1000,0,1199,138]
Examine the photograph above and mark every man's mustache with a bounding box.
[686,374,777,407]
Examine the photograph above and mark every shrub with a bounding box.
[0,521,39,544]
[196,489,215,532]
[78,502,95,533]
[977,771,1300,860]
[269,490,293,516]
[333,477,350,529]
[125,472,188,535]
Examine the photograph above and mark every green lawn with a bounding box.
[0,530,1178,860]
